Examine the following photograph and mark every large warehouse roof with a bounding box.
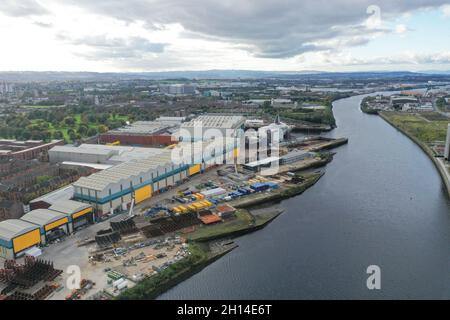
[73,139,237,192]
[21,209,67,227]
[50,144,168,164]
[181,115,245,129]
[29,185,74,205]
[49,199,91,215]
[74,149,174,191]
[0,219,39,241]
[107,121,173,135]
[50,145,114,156]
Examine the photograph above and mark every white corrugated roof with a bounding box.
[181,115,244,129]
[49,199,91,215]
[21,209,67,227]
[73,150,174,190]
[50,145,114,156]
[29,185,74,205]
[0,219,40,241]
[73,139,238,192]
[62,161,113,170]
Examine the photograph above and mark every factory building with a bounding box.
[73,139,238,216]
[259,115,290,143]
[159,84,196,95]
[243,157,280,172]
[49,200,94,232]
[154,116,186,126]
[0,201,93,258]
[49,144,168,165]
[20,209,69,244]
[178,115,245,142]
[99,120,179,146]
[0,219,41,259]
[73,149,185,215]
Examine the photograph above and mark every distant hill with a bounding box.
[0,70,449,82]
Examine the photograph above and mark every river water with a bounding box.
[160,93,450,299]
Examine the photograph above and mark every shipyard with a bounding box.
[0,109,347,300]
[4,0,450,306]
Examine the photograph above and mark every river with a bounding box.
[159,93,450,299]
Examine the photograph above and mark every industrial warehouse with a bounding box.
[49,144,170,165]
[98,118,182,147]
[177,115,245,141]
[0,219,41,259]
[0,199,93,259]
[73,138,239,216]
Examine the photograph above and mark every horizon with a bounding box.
[0,69,448,74]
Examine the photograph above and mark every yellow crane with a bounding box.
[106,140,120,146]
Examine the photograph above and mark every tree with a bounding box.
[53,130,64,139]
[68,130,77,141]
[22,130,32,140]
[77,124,88,136]
[87,127,98,136]
[98,125,108,134]
[87,113,97,123]
[64,116,76,126]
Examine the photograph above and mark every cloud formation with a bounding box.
[59,0,448,58]
[0,0,449,71]
[57,34,166,61]
[0,0,48,17]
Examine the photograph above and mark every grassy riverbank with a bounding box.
[380,112,447,145]
[186,208,282,242]
[117,242,236,300]
[360,97,379,114]
[379,112,450,197]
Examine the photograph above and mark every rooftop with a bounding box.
[244,156,280,168]
[181,115,245,129]
[50,145,114,156]
[73,149,174,190]
[50,144,168,164]
[21,209,67,227]
[49,199,91,214]
[107,121,174,135]
[29,185,74,205]
[0,219,40,241]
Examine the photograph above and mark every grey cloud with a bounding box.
[60,0,449,58]
[57,34,166,60]
[0,0,48,17]
[33,21,53,28]
[335,52,450,66]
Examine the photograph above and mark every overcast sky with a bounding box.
[1,0,450,72]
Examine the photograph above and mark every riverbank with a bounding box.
[117,242,237,300]
[379,111,450,198]
[231,172,324,209]
[360,98,379,114]
[186,208,283,242]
